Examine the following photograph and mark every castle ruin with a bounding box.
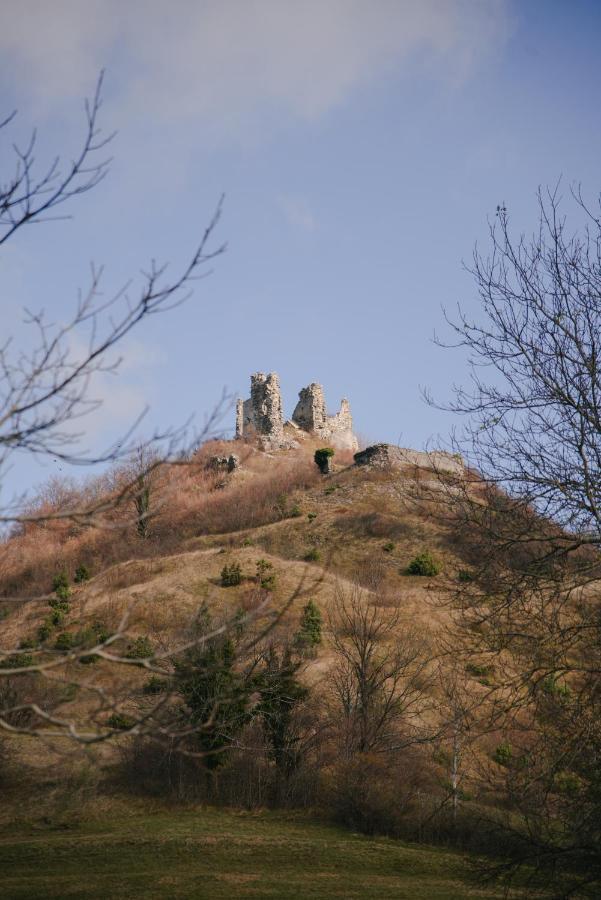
[236,373,358,451]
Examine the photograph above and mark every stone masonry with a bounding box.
[353,443,464,475]
[236,373,358,451]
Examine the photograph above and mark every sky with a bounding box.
[1,0,601,499]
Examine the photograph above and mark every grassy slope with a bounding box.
[0,805,511,900]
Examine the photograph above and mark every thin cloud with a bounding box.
[0,1,512,143]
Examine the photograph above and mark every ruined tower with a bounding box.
[236,373,358,451]
[235,372,284,447]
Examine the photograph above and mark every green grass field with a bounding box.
[0,805,517,899]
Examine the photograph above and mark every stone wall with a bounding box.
[354,443,464,475]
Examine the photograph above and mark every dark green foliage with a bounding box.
[289,503,302,517]
[37,623,52,643]
[256,559,276,591]
[457,569,474,582]
[176,631,251,770]
[256,645,308,778]
[494,741,513,767]
[4,653,33,669]
[49,609,66,627]
[221,562,242,587]
[48,597,70,612]
[314,447,335,474]
[405,551,440,576]
[74,564,90,583]
[52,570,69,593]
[143,675,169,695]
[304,548,321,562]
[19,637,36,650]
[465,662,491,678]
[55,632,76,652]
[382,542,395,553]
[107,712,136,730]
[324,484,337,495]
[296,599,322,651]
[54,584,71,601]
[307,512,317,521]
[126,636,153,660]
[542,674,570,698]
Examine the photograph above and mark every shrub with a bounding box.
[74,564,90,583]
[405,551,440,577]
[19,637,36,650]
[307,512,317,521]
[4,653,34,669]
[126,636,153,660]
[457,569,474,582]
[304,548,321,563]
[48,597,70,612]
[143,675,169,695]
[465,662,491,678]
[296,599,322,650]
[52,570,69,593]
[221,562,242,587]
[256,559,276,591]
[55,632,76,652]
[382,542,395,553]
[494,741,513,767]
[289,503,302,517]
[55,584,71,601]
[107,712,136,730]
[314,447,334,474]
[542,674,570,698]
[50,609,66,627]
[37,623,52,642]
[241,537,253,547]
[324,485,337,495]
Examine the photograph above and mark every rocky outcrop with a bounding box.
[236,373,358,451]
[354,443,463,475]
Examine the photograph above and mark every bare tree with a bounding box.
[431,186,601,894]
[0,72,227,530]
[329,580,430,757]
[0,74,243,747]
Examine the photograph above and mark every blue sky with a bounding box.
[1,0,601,498]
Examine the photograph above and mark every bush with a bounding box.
[382,542,395,553]
[4,653,34,669]
[50,609,66,627]
[52,570,69,593]
[307,512,317,521]
[494,741,512,767]
[19,637,36,650]
[48,596,70,611]
[314,447,334,474]
[143,675,169,695]
[256,559,276,591]
[37,623,52,642]
[126,636,153,660]
[74,564,90,583]
[289,503,302,518]
[405,551,440,577]
[304,548,321,563]
[221,562,242,587]
[296,599,322,650]
[107,712,136,730]
[54,583,71,601]
[457,569,474,582]
[55,632,76,652]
